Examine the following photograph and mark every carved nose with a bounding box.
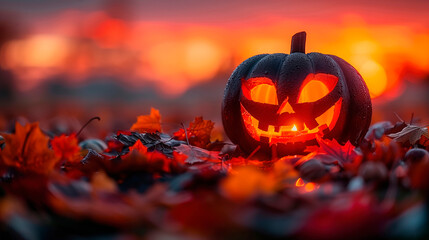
[277,98,295,115]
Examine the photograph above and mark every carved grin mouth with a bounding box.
[240,99,342,145]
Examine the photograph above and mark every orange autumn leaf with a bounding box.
[51,134,81,162]
[174,116,214,148]
[130,108,161,133]
[221,166,277,201]
[0,122,58,174]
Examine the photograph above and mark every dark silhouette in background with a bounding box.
[0,18,17,103]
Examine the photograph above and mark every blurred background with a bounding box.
[0,0,428,139]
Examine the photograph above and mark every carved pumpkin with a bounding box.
[222,31,372,156]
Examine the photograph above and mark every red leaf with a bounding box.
[51,134,81,162]
[312,135,359,167]
[80,140,188,174]
[128,139,148,154]
[174,117,214,148]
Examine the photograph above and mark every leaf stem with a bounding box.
[76,116,100,138]
[21,126,35,159]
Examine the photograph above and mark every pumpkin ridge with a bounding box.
[245,54,272,80]
[327,54,372,145]
[222,54,268,144]
[274,54,288,88]
[278,52,313,104]
[307,52,351,142]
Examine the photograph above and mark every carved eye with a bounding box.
[242,77,278,105]
[250,84,278,105]
[297,73,338,103]
[298,80,329,103]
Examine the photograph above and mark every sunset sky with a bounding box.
[2,0,429,24]
[0,0,428,100]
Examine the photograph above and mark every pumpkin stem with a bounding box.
[291,31,306,53]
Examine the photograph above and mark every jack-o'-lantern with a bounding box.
[222,32,372,156]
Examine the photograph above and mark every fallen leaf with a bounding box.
[168,191,233,234]
[175,144,218,164]
[128,139,148,154]
[220,166,277,201]
[0,134,5,150]
[387,124,429,145]
[117,132,182,157]
[174,117,214,148]
[51,134,81,162]
[76,140,187,175]
[224,156,268,172]
[120,140,186,173]
[363,137,401,166]
[130,107,161,133]
[117,139,169,172]
[78,138,107,153]
[365,121,394,141]
[297,192,386,239]
[90,171,117,192]
[48,180,167,228]
[0,122,59,174]
[311,135,359,167]
[105,137,123,153]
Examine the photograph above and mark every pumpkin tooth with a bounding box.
[274,126,280,132]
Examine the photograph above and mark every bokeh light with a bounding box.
[0,1,428,131]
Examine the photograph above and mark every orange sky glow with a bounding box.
[0,1,428,100]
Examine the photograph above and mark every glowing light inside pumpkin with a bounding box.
[240,73,342,144]
[250,83,278,105]
[298,77,336,129]
[241,105,313,142]
[277,99,295,114]
[298,80,330,103]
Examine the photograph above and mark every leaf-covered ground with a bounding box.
[1,108,429,239]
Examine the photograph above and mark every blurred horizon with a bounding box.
[0,0,428,138]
